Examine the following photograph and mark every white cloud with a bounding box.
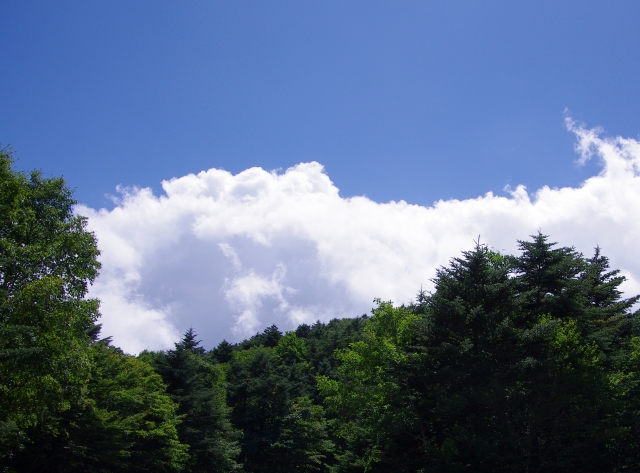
[218,243,242,270]
[78,121,640,353]
[223,263,294,335]
[92,275,179,354]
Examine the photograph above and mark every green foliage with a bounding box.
[0,147,101,468]
[238,324,283,350]
[227,343,315,471]
[56,342,188,472]
[271,396,335,472]
[151,329,242,473]
[321,236,640,472]
[318,303,423,472]
[0,150,190,472]
[296,316,369,380]
[210,319,368,472]
[275,331,308,362]
[5,146,640,472]
[210,339,235,364]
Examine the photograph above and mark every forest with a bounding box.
[2,147,640,473]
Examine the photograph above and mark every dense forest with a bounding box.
[2,148,640,472]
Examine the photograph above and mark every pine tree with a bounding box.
[211,340,235,364]
[227,327,320,472]
[56,341,188,473]
[579,246,639,357]
[320,236,639,472]
[153,329,242,472]
[511,232,585,322]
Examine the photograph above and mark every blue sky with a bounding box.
[3,2,640,351]
[2,1,639,209]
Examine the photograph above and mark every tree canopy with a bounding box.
[319,236,640,472]
[0,149,185,472]
[2,147,640,472]
[0,146,102,469]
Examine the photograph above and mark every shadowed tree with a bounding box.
[151,329,242,472]
[320,236,640,472]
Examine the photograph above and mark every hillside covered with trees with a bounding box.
[2,149,640,472]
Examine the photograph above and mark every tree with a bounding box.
[211,340,235,364]
[318,301,422,472]
[271,395,335,473]
[55,341,188,472]
[275,331,308,363]
[151,329,242,472]
[227,325,330,472]
[220,319,368,472]
[320,237,639,472]
[0,147,101,469]
[298,316,369,380]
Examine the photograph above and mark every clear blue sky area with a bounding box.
[1,1,639,209]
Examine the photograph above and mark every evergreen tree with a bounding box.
[320,236,639,472]
[211,340,235,364]
[55,341,187,473]
[227,344,315,471]
[300,316,369,380]
[227,325,337,472]
[152,329,242,472]
[238,324,283,350]
[579,246,639,359]
[271,396,335,473]
[511,232,586,323]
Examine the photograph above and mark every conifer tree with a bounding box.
[211,340,235,364]
[152,329,242,472]
[57,341,188,473]
[320,236,639,472]
[227,326,324,472]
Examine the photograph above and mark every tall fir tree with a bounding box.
[151,329,242,472]
[320,236,640,472]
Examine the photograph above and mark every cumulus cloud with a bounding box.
[223,264,294,335]
[78,120,640,353]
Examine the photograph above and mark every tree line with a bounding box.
[2,148,640,472]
